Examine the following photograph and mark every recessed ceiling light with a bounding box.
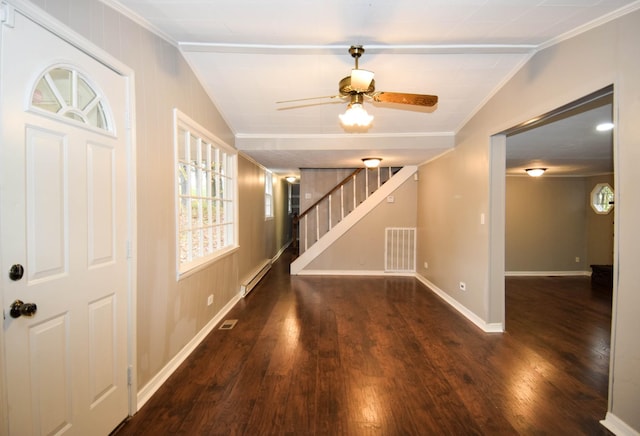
[596,122,614,132]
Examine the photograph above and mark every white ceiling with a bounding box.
[108,0,635,176]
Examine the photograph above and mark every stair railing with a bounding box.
[294,166,395,253]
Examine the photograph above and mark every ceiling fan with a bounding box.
[277,45,438,126]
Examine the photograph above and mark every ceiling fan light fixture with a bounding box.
[351,68,375,91]
[362,158,382,168]
[525,168,547,177]
[339,102,373,127]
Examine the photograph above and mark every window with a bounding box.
[31,66,112,132]
[174,109,237,276]
[590,183,614,214]
[265,170,274,218]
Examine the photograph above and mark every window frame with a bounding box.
[265,170,274,219]
[29,64,115,136]
[174,109,238,279]
[590,182,614,215]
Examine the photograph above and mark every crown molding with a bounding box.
[99,0,178,48]
[537,0,640,52]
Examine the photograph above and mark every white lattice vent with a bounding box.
[385,227,416,273]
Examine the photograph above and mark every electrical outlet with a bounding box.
[575,257,580,263]
[423,261,428,269]
[207,295,213,306]
[459,282,466,291]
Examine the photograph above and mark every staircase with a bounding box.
[291,165,417,274]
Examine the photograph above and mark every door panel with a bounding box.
[1,10,130,435]
[88,142,116,267]
[29,314,72,435]
[26,126,68,281]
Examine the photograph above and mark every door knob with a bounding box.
[9,300,37,318]
[9,264,24,281]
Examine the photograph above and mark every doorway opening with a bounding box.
[489,84,615,426]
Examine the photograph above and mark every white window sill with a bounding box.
[176,244,240,281]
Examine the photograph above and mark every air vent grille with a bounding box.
[385,227,416,273]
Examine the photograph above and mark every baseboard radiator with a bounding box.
[240,259,272,297]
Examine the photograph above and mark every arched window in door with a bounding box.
[30,65,113,132]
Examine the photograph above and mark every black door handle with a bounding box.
[9,300,37,318]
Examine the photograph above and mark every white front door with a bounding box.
[1,10,130,435]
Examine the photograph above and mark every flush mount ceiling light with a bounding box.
[596,122,614,131]
[362,157,382,168]
[339,94,373,127]
[285,176,297,183]
[525,168,547,177]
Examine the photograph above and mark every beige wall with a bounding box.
[417,9,640,431]
[505,177,586,272]
[237,154,292,283]
[274,178,294,252]
[307,175,417,271]
[237,155,268,281]
[24,0,289,393]
[416,143,489,312]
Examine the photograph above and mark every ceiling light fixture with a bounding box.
[596,122,614,132]
[525,168,547,177]
[339,94,373,127]
[362,157,382,168]
[285,176,297,183]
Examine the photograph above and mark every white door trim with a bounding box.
[0,0,138,423]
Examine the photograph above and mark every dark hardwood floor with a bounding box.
[116,249,613,435]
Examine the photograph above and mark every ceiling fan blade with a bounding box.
[371,92,438,107]
[276,95,342,104]
[350,69,374,92]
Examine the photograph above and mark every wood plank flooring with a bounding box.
[115,250,613,435]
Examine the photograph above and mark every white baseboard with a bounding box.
[415,274,504,333]
[136,292,242,411]
[505,270,591,277]
[600,412,640,436]
[272,240,291,263]
[296,269,414,277]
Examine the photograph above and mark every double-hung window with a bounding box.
[174,109,237,276]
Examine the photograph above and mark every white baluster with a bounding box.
[353,175,356,210]
[304,215,308,251]
[315,205,320,241]
[365,168,369,198]
[329,194,332,229]
[340,185,344,219]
